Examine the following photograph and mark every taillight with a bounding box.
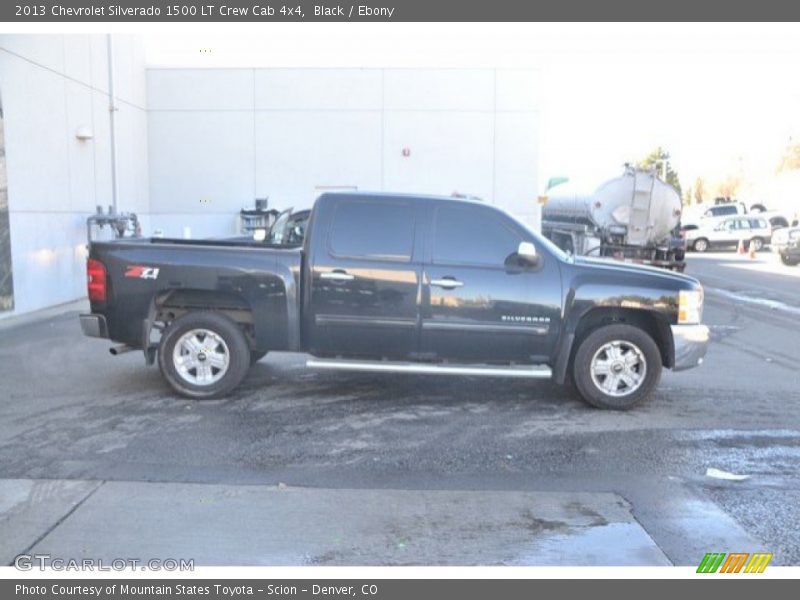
[87,258,107,302]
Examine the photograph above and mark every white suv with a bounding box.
[686,216,772,252]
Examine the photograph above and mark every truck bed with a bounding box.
[88,237,304,354]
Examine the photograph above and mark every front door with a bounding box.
[420,203,562,364]
[306,197,422,359]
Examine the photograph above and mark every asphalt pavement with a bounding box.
[0,250,798,566]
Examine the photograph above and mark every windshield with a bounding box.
[268,209,293,244]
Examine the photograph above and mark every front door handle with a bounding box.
[320,270,355,282]
[431,277,464,289]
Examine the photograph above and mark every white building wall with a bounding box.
[146,68,539,238]
[0,34,149,317]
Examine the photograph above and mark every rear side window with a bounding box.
[750,219,768,229]
[328,201,415,261]
[433,205,521,267]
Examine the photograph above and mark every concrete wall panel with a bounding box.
[383,69,494,111]
[254,69,382,111]
[147,110,254,214]
[383,111,495,200]
[148,69,254,111]
[0,35,148,318]
[255,110,382,209]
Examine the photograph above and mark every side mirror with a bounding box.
[517,241,539,266]
[253,228,267,242]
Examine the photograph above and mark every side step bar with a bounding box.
[306,358,552,379]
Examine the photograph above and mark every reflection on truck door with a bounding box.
[307,198,422,359]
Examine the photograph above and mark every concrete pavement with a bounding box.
[3,480,673,566]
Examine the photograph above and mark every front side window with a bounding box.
[328,200,415,261]
[433,205,521,267]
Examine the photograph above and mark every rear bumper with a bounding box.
[671,324,710,371]
[79,313,108,339]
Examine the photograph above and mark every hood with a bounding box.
[772,227,800,243]
[573,256,701,288]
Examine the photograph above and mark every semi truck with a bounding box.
[80,191,709,410]
[541,167,686,270]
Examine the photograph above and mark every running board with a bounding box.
[305,358,552,379]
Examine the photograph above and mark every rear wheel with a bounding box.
[572,324,662,410]
[692,238,709,252]
[158,312,250,399]
[750,237,764,252]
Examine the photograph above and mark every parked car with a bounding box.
[79,192,709,410]
[685,216,772,252]
[770,226,800,266]
[700,203,747,220]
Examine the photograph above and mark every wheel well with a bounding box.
[571,307,673,369]
[154,289,256,347]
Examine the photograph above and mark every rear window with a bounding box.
[328,200,415,261]
[714,205,738,216]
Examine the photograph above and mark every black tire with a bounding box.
[750,237,764,252]
[158,311,250,399]
[572,324,662,410]
[780,254,800,267]
[250,351,268,365]
[692,238,709,253]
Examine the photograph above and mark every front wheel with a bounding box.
[692,238,709,252]
[158,312,250,399]
[780,254,800,266]
[572,324,662,410]
[750,237,764,252]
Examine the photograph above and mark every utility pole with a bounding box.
[107,34,119,214]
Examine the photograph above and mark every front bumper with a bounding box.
[671,324,710,371]
[773,244,800,258]
[79,313,108,339]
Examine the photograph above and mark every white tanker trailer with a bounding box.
[541,166,686,270]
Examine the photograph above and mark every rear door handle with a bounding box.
[431,277,464,289]
[320,270,355,282]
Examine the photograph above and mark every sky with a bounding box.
[143,23,800,202]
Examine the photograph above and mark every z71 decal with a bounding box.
[124,265,160,280]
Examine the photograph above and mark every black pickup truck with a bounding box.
[81,192,709,409]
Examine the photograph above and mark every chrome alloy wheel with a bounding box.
[589,340,647,397]
[172,328,230,386]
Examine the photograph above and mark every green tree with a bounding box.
[693,177,705,205]
[637,147,682,195]
[682,187,693,207]
[777,139,800,173]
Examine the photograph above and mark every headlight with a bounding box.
[678,288,703,324]
[790,230,800,242]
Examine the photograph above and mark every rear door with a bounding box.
[733,218,753,244]
[305,197,422,359]
[419,202,562,364]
